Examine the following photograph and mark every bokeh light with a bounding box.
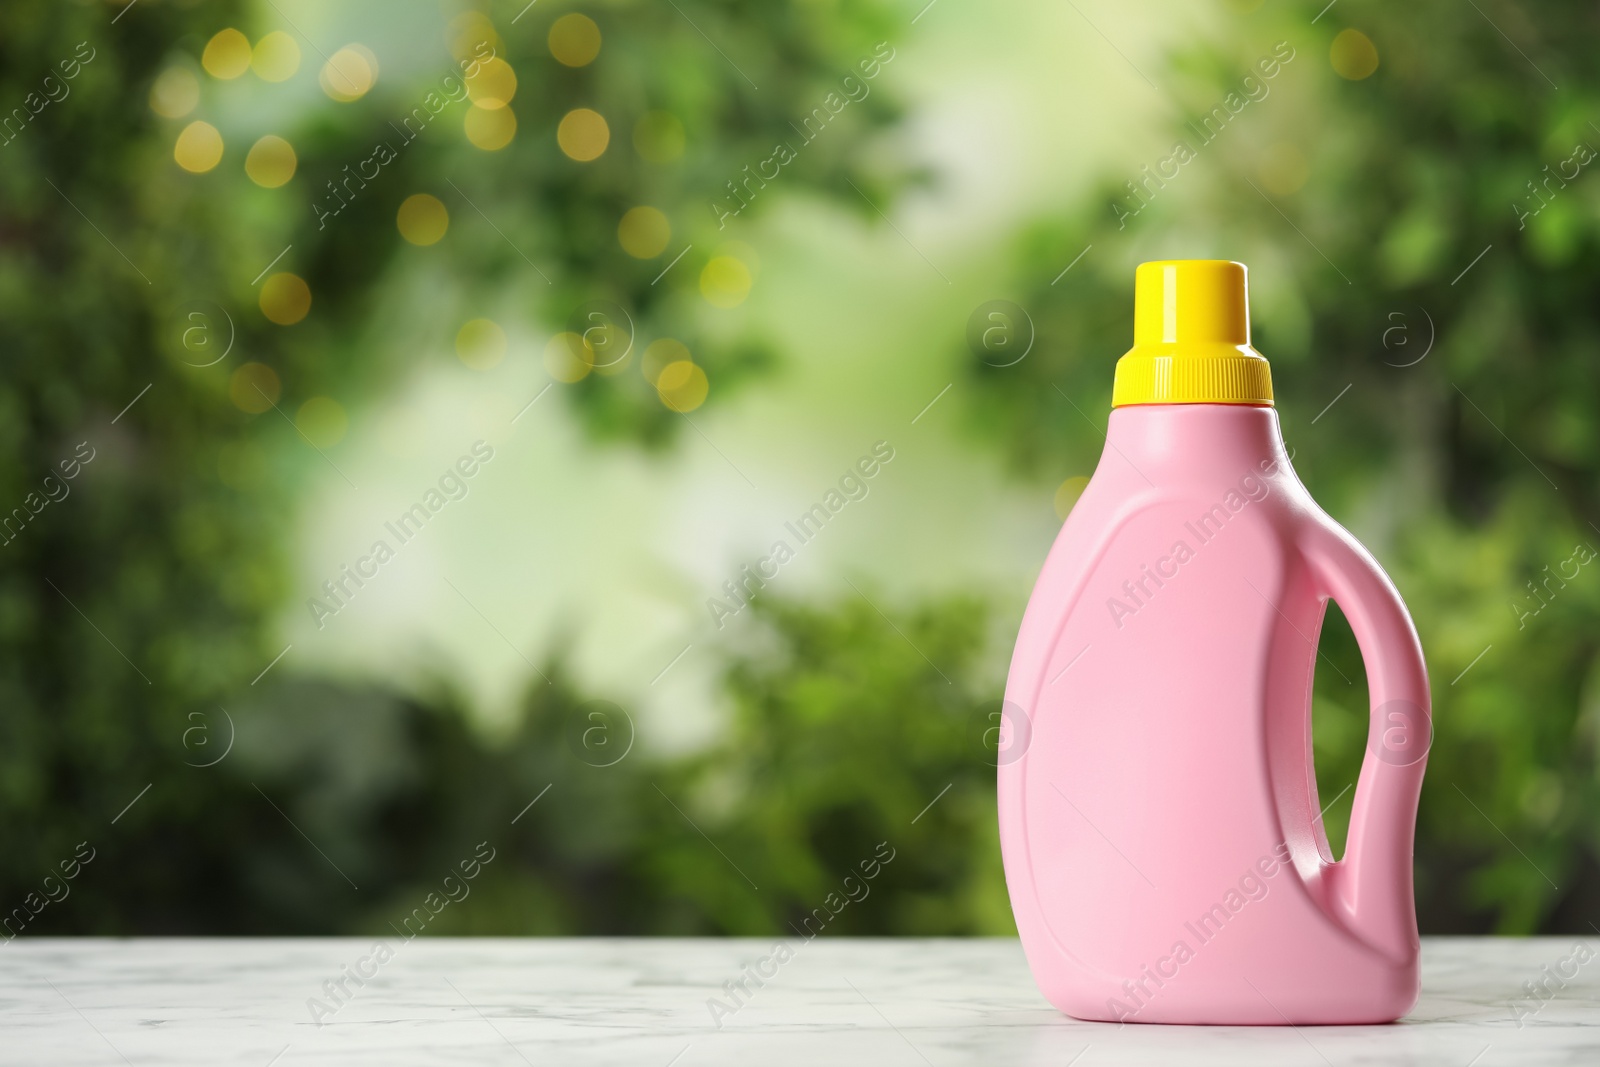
[465,105,516,151]
[591,339,632,376]
[202,29,251,80]
[1053,476,1090,521]
[465,56,517,109]
[548,14,601,67]
[656,360,708,412]
[149,67,199,118]
[699,256,752,308]
[244,135,297,188]
[566,307,633,377]
[174,121,223,173]
[641,338,689,386]
[449,12,503,62]
[558,108,609,162]
[229,362,281,413]
[618,207,671,259]
[397,194,449,245]
[295,396,348,448]
[250,31,300,82]
[544,332,592,383]
[259,273,311,325]
[320,46,377,101]
[1330,29,1379,80]
[633,111,685,163]
[455,318,507,370]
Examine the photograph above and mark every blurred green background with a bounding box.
[2,0,1595,937]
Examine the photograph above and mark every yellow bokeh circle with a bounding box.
[321,46,377,101]
[230,362,281,413]
[590,338,631,376]
[175,121,224,173]
[618,207,671,259]
[245,135,297,188]
[1053,476,1090,521]
[699,256,752,308]
[641,338,689,386]
[202,29,252,80]
[657,361,708,413]
[149,67,199,118]
[260,272,311,326]
[558,108,609,162]
[465,56,517,109]
[397,194,449,245]
[449,12,503,62]
[465,104,517,150]
[544,332,592,383]
[295,396,348,447]
[549,14,601,67]
[1330,29,1379,80]
[251,31,300,82]
[455,318,507,370]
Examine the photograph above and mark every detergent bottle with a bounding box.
[998,260,1431,1025]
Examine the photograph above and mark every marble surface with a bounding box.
[1,937,1594,1065]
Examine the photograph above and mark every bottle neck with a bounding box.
[1104,404,1289,483]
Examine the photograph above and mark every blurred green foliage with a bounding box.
[2,0,1595,940]
[966,0,1600,932]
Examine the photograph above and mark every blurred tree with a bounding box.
[0,0,913,935]
[652,591,1012,935]
[266,0,910,446]
[4,0,1593,941]
[961,0,1600,933]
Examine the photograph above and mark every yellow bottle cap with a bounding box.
[1111,260,1274,407]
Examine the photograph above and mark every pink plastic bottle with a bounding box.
[998,260,1431,1025]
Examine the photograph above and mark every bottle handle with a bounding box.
[1301,522,1431,957]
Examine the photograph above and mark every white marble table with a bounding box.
[1,937,1592,1065]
